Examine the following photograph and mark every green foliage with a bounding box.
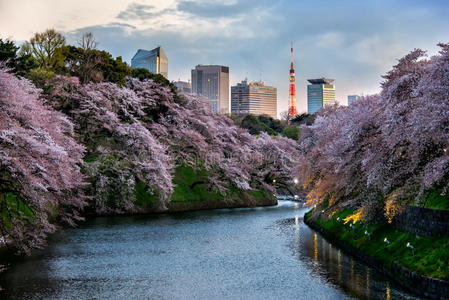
[0,38,38,74]
[23,28,66,69]
[311,209,449,280]
[101,54,131,86]
[228,114,244,126]
[55,45,83,76]
[233,114,289,136]
[14,54,39,76]
[134,180,158,207]
[291,113,314,125]
[170,164,272,203]
[1,193,35,232]
[257,114,285,132]
[171,164,222,202]
[0,38,18,67]
[419,189,449,210]
[241,115,276,135]
[282,125,301,140]
[26,68,56,89]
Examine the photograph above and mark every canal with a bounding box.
[0,201,417,299]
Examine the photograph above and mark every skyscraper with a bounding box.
[348,95,359,105]
[307,78,336,114]
[231,80,277,119]
[191,65,229,114]
[131,47,168,78]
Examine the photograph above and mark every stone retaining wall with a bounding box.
[393,205,449,237]
[391,262,449,299]
[304,214,449,300]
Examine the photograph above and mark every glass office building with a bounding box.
[131,47,168,79]
[307,78,335,114]
[347,95,359,105]
[191,65,229,114]
[231,80,277,119]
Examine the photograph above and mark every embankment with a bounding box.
[304,212,449,300]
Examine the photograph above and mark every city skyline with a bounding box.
[2,0,449,116]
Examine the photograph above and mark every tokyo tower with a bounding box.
[288,42,297,117]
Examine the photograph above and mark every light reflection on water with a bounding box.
[0,201,418,300]
[292,218,418,300]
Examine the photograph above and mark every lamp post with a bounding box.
[365,230,370,240]
[407,242,415,256]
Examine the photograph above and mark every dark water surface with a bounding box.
[0,201,417,299]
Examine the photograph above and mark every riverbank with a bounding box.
[304,209,449,299]
[122,164,278,214]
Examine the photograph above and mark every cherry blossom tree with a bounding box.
[0,67,86,253]
[46,77,174,212]
[46,75,300,213]
[299,44,449,222]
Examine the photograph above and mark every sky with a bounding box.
[1,0,449,116]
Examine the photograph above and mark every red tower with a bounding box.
[288,42,297,118]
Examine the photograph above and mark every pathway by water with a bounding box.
[0,201,417,299]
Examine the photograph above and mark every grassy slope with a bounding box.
[418,189,449,210]
[134,164,272,208]
[1,193,36,231]
[306,209,449,280]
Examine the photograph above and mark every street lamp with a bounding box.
[407,242,415,256]
[293,178,299,184]
[365,230,371,239]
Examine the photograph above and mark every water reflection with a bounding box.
[386,282,390,300]
[0,201,419,300]
[293,223,418,300]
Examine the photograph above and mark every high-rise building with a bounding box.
[174,80,191,93]
[231,80,277,119]
[191,65,229,114]
[307,78,336,114]
[131,47,168,78]
[348,95,359,105]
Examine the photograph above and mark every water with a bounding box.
[0,201,417,299]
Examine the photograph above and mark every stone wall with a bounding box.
[391,262,449,299]
[304,215,449,300]
[393,205,449,237]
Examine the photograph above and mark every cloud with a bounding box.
[117,3,157,20]
[5,0,447,115]
[176,0,264,19]
[315,32,344,49]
